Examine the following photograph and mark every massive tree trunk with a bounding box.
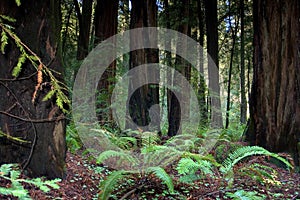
[0,0,66,178]
[246,0,300,166]
[204,0,223,128]
[94,0,118,125]
[126,0,159,132]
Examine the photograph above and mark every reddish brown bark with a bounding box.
[247,0,300,166]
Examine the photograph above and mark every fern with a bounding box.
[220,146,293,175]
[0,30,8,54]
[96,150,139,167]
[220,146,293,188]
[99,170,130,200]
[176,158,214,183]
[239,163,280,185]
[225,189,266,200]
[146,166,174,193]
[141,131,160,147]
[0,164,60,199]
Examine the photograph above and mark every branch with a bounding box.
[0,111,65,123]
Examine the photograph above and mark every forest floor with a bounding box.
[1,150,300,200]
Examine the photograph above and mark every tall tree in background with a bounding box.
[167,0,190,136]
[197,0,208,127]
[94,0,118,125]
[204,0,223,128]
[0,0,66,178]
[239,0,247,124]
[127,0,160,131]
[73,0,93,60]
[246,0,300,166]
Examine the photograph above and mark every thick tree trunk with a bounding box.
[246,0,300,166]
[0,0,66,178]
[94,0,118,125]
[126,0,159,132]
[204,0,223,128]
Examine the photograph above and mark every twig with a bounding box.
[0,72,37,81]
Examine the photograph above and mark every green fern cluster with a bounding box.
[98,166,174,200]
[0,164,60,199]
[220,146,293,188]
[176,157,214,183]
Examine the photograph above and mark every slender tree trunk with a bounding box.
[240,0,247,124]
[246,0,300,166]
[167,0,190,136]
[0,0,66,178]
[204,0,223,128]
[197,0,208,127]
[94,0,118,125]
[225,3,239,129]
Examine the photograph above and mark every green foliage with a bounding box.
[99,170,130,200]
[176,157,214,183]
[215,142,243,163]
[15,0,21,6]
[225,189,266,200]
[96,150,139,167]
[146,166,174,193]
[66,123,82,153]
[239,163,281,185]
[221,146,293,175]
[220,146,293,187]
[0,164,60,199]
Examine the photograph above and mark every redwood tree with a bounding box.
[0,0,66,178]
[204,0,223,128]
[126,0,159,132]
[246,0,300,166]
[94,0,118,125]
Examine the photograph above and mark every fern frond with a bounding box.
[1,30,8,54]
[146,166,174,194]
[176,157,214,183]
[99,170,130,200]
[96,150,138,167]
[220,146,293,175]
[12,53,26,77]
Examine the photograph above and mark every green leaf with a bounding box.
[12,53,26,77]
[0,15,16,22]
[15,0,21,6]
[10,170,21,180]
[43,89,56,101]
[1,30,8,54]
